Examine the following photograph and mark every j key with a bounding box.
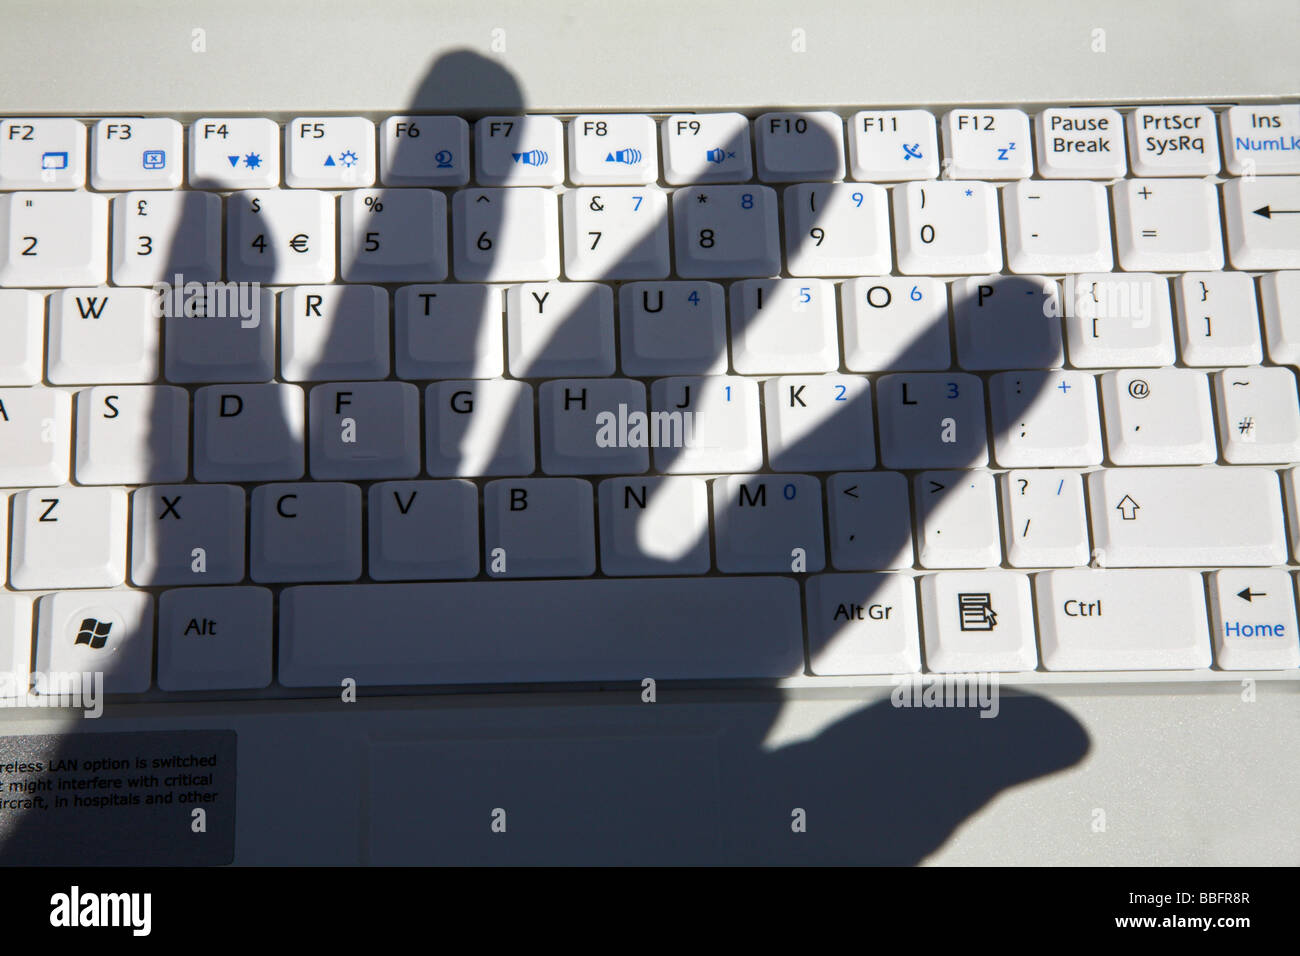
[0,119,86,188]
[1088,466,1286,567]
[0,387,72,486]
[130,484,246,586]
[111,190,223,285]
[308,381,422,480]
[998,470,1091,568]
[189,117,280,188]
[0,191,108,287]
[74,385,189,485]
[9,487,128,590]
[1214,367,1300,463]
[1174,272,1262,367]
[1035,569,1211,670]
[250,482,363,583]
[672,186,781,278]
[227,189,335,284]
[394,283,504,380]
[893,181,1001,275]
[367,480,480,581]
[597,476,712,576]
[425,379,535,477]
[193,383,306,482]
[712,474,824,573]
[876,373,988,469]
[648,376,763,474]
[47,287,158,384]
[484,478,596,578]
[92,118,184,190]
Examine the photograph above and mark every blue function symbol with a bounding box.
[324,150,359,168]
[41,151,68,170]
[228,153,262,169]
[705,147,736,164]
[434,149,454,168]
[604,148,642,165]
[996,142,1017,160]
[902,143,923,161]
[141,149,166,170]
[511,149,549,166]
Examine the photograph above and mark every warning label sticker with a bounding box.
[0,730,235,865]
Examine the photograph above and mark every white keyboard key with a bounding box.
[0,593,32,697]
[1002,179,1113,274]
[1175,272,1262,367]
[484,478,595,577]
[285,116,376,187]
[1064,273,1175,367]
[506,281,615,377]
[227,189,335,283]
[840,276,950,371]
[367,480,479,581]
[394,283,503,380]
[379,115,470,186]
[0,290,44,384]
[164,287,276,383]
[1126,106,1219,176]
[130,484,246,586]
[952,275,1063,369]
[475,115,564,186]
[782,183,890,276]
[876,373,988,469]
[47,287,158,384]
[539,378,649,475]
[189,117,279,188]
[1222,176,1300,270]
[661,113,753,184]
[989,370,1102,467]
[649,376,762,474]
[278,578,802,686]
[763,375,875,471]
[893,181,1001,275]
[597,476,711,576]
[672,185,781,278]
[617,281,728,376]
[280,285,389,381]
[1209,569,1300,670]
[157,587,272,691]
[1214,367,1300,463]
[193,383,305,481]
[0,191,108,287]
[1221,104,1300,175]
[1088,466,1286,567]
[36,589,153,694]
[806,573,921,675]
[848,109,938,181]
[755,112,846,183]
[1100,368,1216,465]
[425,379,534,477]
[339,187,447,282]
[1262,271,1300,365]
[308,381,421,479]
[567,114,658,185]
[1285,468,1300,563]
[0,387,71,485]
[712,474,824,573]
[9,487,127,589]
[941,109,1033,179]
[561,187,670,280]
[999,470,1090,568]
[0,119,86,188]
[826,472,913,571]
[1114,178,1223,271]
[111,190,222,285]
[452,187,560,281]
[1035,569,1210,670]
[250,482,362,583]
[915,470,1001,569]
[729,278,838,373]
[91,118,183,189]
[1034,108,1126,179]
[920,571,1038,672]
[75,385,189,485]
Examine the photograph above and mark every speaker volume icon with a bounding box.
[604,148,643,165]
[511,149,549,166]
[705,148,728,165]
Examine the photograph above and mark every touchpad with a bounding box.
[367,733,722,864]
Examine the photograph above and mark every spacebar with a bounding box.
[278,578,805,686]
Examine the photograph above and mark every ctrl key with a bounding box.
[1034,569,1211,671]
[157,587,273,691]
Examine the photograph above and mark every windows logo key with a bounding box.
[73,617,113,649]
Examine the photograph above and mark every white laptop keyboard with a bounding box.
[2,104,1300,698]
